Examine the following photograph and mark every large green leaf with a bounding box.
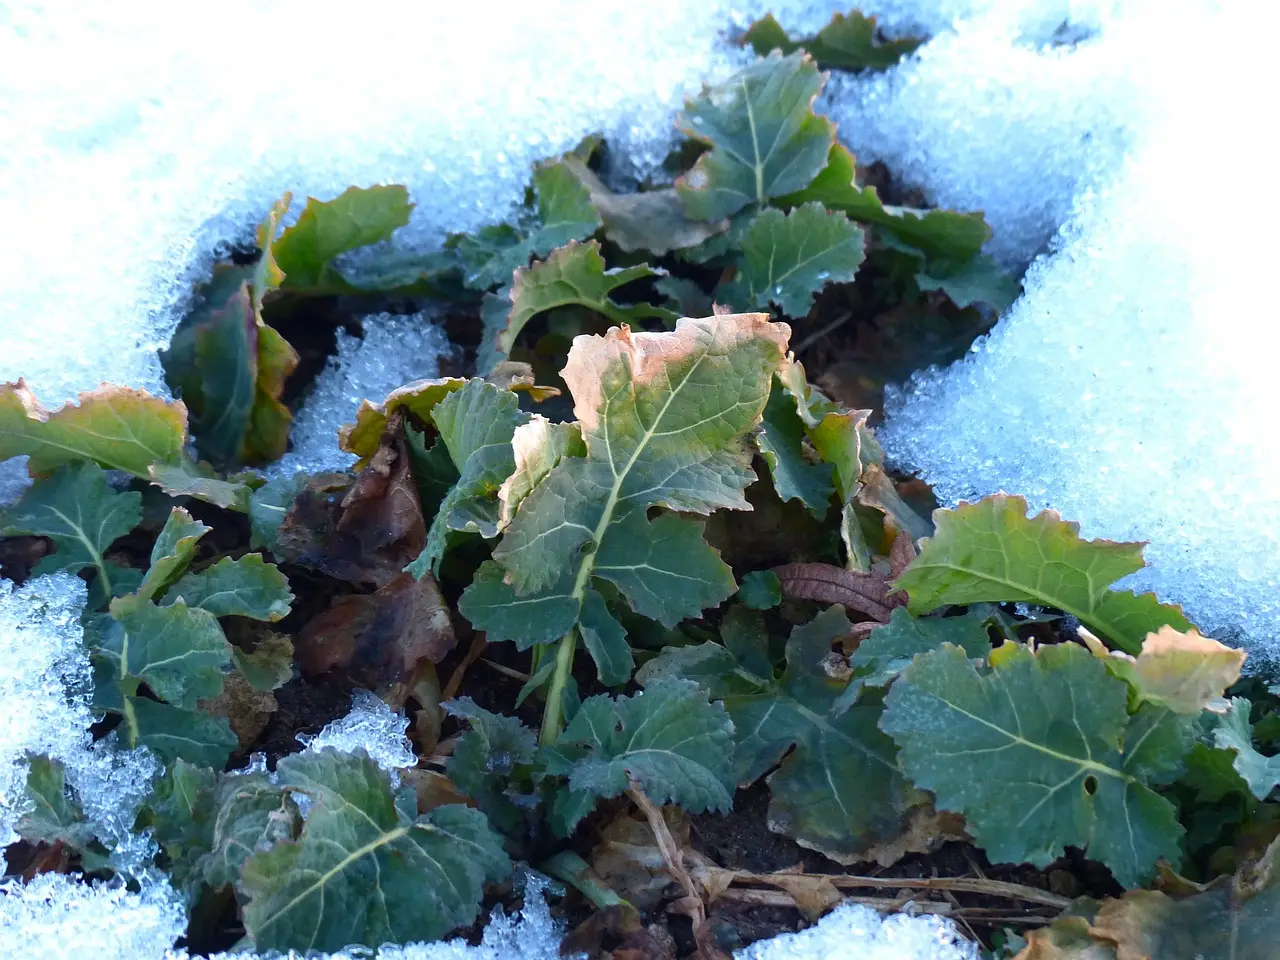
[97,599,230,709]
[638,605,918,862]
[201,768,302,892]
[460,315,787,682]
[163,554,293,622]
[1213,698,1280,801]
[779,144,991,263]
[677,52,835,221]
[122,696,238,767]
[1,462,142,599]
[136,507,210,602]
[272,185,413,292]
[541,679,735,833]
[477,240,671,373]
[881,641,1196,886]
[743,10,923,72]
[406,379,530,577]
[451,161,601,291]
[894,494,1191,654]
[722,203,865,317]
[241,748,510,953]
[0,381,187,480]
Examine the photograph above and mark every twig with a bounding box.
[442,632,488,701]
[722,869,1069,910]
[715,887,1057,925]
[539,850,624,910]
[477,658,530,684]
[794,310,853,354]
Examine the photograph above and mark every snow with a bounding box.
[297,689,418,775]
[735,903,979,960]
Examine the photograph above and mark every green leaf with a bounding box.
[462,315,787,666]
[407,378,530,577]
[16,755,94,848]
[743,11,922,72]
[640,605,919,862]
[881,641,1195,886]
[754,378,834,518]
[201,768,301,892]
[541,679,735,833]
[723,203,865,316]
[123,696,238,767]
[147,759,217,899]
[1214,698,1280,801]
[477,240,671,373]
[0,381,186,480]
[578,588,632,687]
[136,507,210,602]
[917,253,1020,313]
[241,748,511,953]
[148,460,253,512]
[561,156,727,255]
[98,599,230,709]
[778,144,991,263]
[163,554,293,622]
[677,52,835,221]
[452,161,601,291]
[232,632,294,692]
[738,570,782,610]
[894,494,1192,654]
[273,185,413,292]
[497,416,585,530]
[445,698,540,835]
[1,462,142,600]
[248,474,308,550]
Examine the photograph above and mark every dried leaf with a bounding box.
[198,671,278,749]
[1080,625,1244,715]
[774,562,902,622]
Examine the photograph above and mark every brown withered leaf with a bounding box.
[1017,917,1116,960]
[398,768,471,815]
[295,571,456,689]
[858,803,968,869]
[197,671,278,749]
[276,421,424,588]
[766,869,843,922]
[591,808,698,913]
[560,904,676,960]
[774,562,904,622]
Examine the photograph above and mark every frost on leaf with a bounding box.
[743,11,923,72]
[1079,625,1245,716]
[451,160,601,291]
[0,462,142,604]
[16,756,94,850]
[162,554,293,621]
[0,380,186,480]
[241,748,510,953]
[639,606,919,863]
[477,239,672,373]
[1213,698,1280,801]
[200,767,302,894]
[460,314,787,685]
[540,679,735,834]
[893,494,1191,654]
[272,185,413,292]
[721,203,865,317]
[881,641,1197,887]
[677,52,835,221]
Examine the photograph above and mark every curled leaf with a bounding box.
[775,562,902,622]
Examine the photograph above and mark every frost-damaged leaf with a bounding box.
[232,631,294,692]
[497,415,585,530]
[406,378,531,577]
[677,52,835,221]
[723,203,865,317]
[451,161,602,291]
[779,144,991,263]
[99,599,230,709]
[136,507,209,602]
[445,698,539,835]
[462,315,787,680]
[1213,698,1280,801]
[339,376,468,466]
[272,185,413,292]
[894,494,1192,654]
[201,769,301,893]
[881,641,1196,886]
[775,562,902,622]
[1,462,141,599]
[541,679,735,834]
[1079,626,1245,715]
[638,605,919,863]
[163,554,293,621]
[754,377,834,518]
[0,380,186,479]
[16,755,94,849]
[148,461,253,512]
[561,156,727,255]
[295,571,455,687]
[743,11,923,72]
[477,240,672,373]
[241,748,510,953]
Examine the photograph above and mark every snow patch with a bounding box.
[735,903,979,960]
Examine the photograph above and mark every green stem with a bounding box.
[539,627,579,746]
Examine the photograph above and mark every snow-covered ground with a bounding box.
[3,0,1275,955]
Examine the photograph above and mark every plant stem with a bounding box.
[539,627,578,745]
[538,850,624,910]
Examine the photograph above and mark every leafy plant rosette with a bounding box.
[0,22,1272,959]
